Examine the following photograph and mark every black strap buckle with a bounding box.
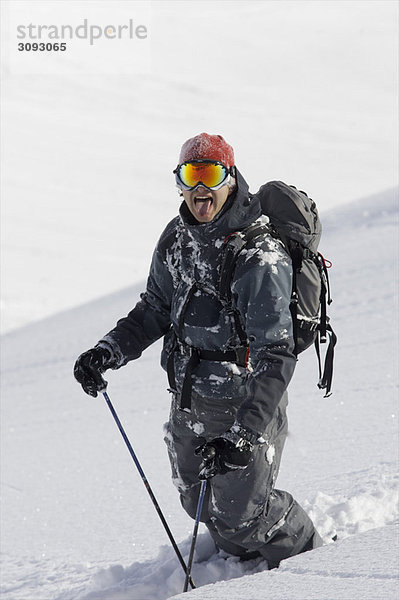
[177,341,194,357]
[297,319,319,332]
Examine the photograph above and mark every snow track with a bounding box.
[52,462,398,600]
[304,462,399,542]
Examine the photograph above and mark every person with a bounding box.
[74,132,322,568]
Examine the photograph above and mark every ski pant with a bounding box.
[164,390,322,567]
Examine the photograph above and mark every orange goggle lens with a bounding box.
[177,162,229,189]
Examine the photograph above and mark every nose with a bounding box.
[194,184,208,194]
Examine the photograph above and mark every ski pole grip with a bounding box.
[90,368,108,393]
[202,445,216,462]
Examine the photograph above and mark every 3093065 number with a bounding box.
[18,42,67,51]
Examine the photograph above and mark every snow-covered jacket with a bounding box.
[100,170,296,438]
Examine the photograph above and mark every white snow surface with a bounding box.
[1,189,398,599]
[1,0,398,333]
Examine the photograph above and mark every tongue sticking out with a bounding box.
[196,199,212,218]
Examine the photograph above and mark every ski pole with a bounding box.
[183,478,208,593]
[183,443,216,594]
[91,371,195,590]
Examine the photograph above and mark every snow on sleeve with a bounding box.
[240,236,289,276]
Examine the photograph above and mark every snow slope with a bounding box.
[1,188,398,599]
[1,0,398,332]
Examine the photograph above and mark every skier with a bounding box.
[74,132,323,568]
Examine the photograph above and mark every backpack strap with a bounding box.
[284,240,305,357]
[219,223,273,302]
[177,282,199,340]
[219,223,274,347]
[315,323,337,397]
[311,252,336,396]
[314,252,332,342]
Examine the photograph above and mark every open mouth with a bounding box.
[194,195,213,217]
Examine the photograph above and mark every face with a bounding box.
[182,183,234,223]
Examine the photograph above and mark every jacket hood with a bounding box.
[179,169,261,240]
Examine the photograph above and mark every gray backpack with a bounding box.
[219,181,337,396]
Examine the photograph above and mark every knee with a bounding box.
[180,491,198,520]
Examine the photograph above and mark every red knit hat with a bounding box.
[179,133,235,167]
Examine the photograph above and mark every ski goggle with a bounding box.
[173,160,235,191]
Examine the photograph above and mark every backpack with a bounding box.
[218,180,337,397]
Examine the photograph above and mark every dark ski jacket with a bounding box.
[99,170,296,438]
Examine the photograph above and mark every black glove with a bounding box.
[196,430,254,479]
[74,346,113,397]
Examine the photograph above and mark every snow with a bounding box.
[171,526,399,600]
[266,444,275,466]
[1,1,399,599]
[1,0,397,333]
[241,240,288,273]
